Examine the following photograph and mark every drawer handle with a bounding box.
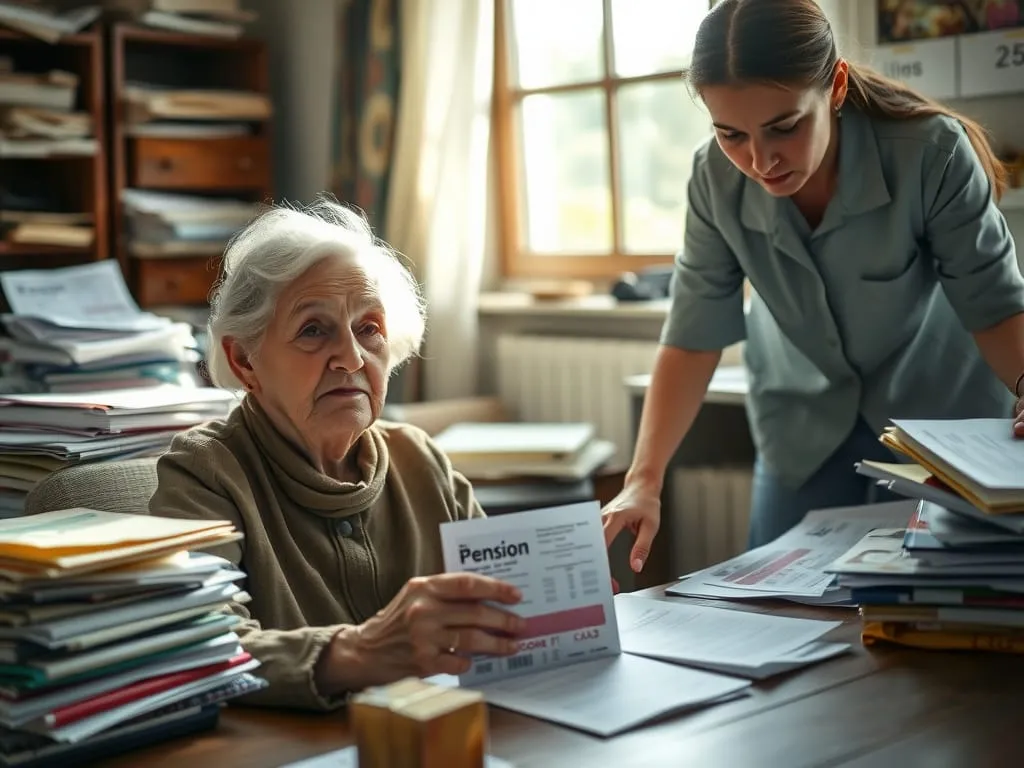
[155,157,175,172]
[237,156,254,171]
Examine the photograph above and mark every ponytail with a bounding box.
[845,62,1008,200]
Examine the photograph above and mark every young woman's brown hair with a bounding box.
[685,0,1009,199]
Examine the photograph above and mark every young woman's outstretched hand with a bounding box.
[601,482,662,574]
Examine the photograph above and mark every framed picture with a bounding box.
[877,1,978,42]
[973,0,1023,30]
[878,1,1023,43]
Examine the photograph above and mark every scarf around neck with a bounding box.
[239,395,389,518]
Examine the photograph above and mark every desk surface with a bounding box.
[626,366,748,406]
[98,591,1024,768]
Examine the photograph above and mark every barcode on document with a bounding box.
[506,653,534,671]
[474,661,494,675]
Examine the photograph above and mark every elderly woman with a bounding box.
[149,198,524,711]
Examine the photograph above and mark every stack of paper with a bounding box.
[121,190,256,260]
[827,506,1024,655]
[0,261,204,393]
[665,502,918,607]
[0,3,99,44]
[835,419,1024,653]
[0,387,237,516]
[0,59,98,162]
[432,422,615,481]
[614,596,849,679]
[102,0,257,38]
[0,508,264,763]
[123,83,272,125]
[876,418,1024,515]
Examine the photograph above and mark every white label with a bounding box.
[872,38,959,100]
[958,29,1024,98]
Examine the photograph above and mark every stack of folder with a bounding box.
[0,508,263,766]
[0,386,237,516]
[431,422,615,481]
[831,418,1024,653]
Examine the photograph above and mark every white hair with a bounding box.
[206,196,425,390]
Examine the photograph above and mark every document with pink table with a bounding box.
[439,502,750,737]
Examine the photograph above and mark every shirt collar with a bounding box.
[739,106,891,236]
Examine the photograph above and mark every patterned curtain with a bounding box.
[331,0,401,232]
[332,0,419,401]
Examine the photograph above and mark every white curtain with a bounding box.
[385,0,496,401]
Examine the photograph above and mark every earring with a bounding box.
[834,104,843,118]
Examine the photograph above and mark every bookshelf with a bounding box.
[107,23,272,308]
[0,26,108,272]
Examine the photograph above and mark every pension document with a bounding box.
[439,502,751,737]
[440,500,620,686]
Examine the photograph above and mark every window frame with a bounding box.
[492,0,716,280]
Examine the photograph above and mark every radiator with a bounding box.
[494,333,658,469]
[668,466,753,576]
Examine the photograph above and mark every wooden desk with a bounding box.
[97,593,1024,768]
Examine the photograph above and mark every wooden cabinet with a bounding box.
[129,136,270,190]
[107,24,272,308]
[131,256,222,306]
[0,27,109,274]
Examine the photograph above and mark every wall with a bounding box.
[246,0,337,203]
[837,0,1024,254]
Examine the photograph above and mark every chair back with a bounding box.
[24,458,160,516]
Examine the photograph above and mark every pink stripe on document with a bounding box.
[732,548,810,585]
[521,604,606,638]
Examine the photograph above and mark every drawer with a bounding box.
[129,137,270,190]
[133,257,221,307]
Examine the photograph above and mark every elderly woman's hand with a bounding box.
[315,572,525,694]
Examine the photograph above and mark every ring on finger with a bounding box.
[445,630,461,655]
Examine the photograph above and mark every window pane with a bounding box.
[617,79,709,253]
[520,90,612,253]
[509,0,604,89]
[611,0,708,77]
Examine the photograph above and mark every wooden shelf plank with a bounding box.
[116,23,265,51]
[0,242,95,256]
[0,27,99,46]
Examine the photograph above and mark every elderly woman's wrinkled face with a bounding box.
[231,257,389,461]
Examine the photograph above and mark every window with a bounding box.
[493,0,716,279]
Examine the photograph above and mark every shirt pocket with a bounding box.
[853,253,934,366]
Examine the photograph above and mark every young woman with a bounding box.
[602,0,1024,570]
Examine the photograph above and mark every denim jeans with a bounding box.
[747,417,900,549]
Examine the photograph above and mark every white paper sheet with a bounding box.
[668,502,917,600]
[440,501,620,686]
[891,418,1024,491]
[614,595,843,672]
[429,653,750,738]
[0,261,167,332]
[279,746,514,768]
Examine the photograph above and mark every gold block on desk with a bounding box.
[350,678,487,768]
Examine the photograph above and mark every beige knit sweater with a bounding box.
[149,396,483,711]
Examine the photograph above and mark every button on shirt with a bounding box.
[661,107,1024,488]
